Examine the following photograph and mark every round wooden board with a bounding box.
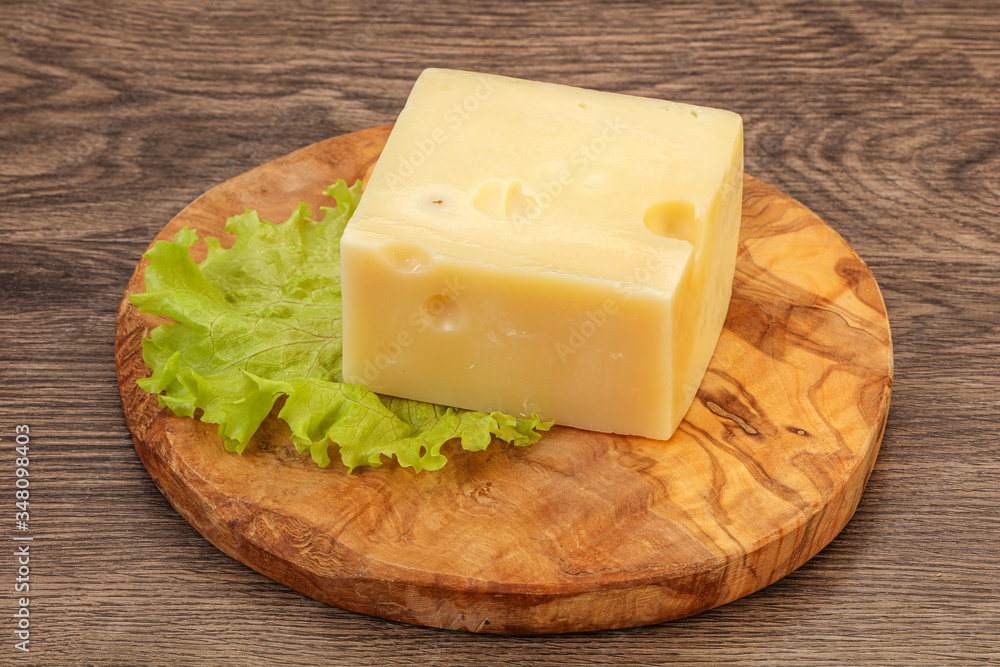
[115,125,893,635]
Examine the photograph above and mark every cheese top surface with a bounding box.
[347,68,743,295]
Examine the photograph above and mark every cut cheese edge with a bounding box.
[341,68,743,440]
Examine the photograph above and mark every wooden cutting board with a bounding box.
[115,125,893,634]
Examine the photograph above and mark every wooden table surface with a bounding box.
[1,1,997,664]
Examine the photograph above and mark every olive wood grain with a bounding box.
[114,125,892,634]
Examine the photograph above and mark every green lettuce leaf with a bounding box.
[131,180,551,472]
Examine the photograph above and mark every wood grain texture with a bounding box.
[113,127,891,634]
[2,0,998,663]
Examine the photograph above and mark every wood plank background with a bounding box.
[1,0,997,664]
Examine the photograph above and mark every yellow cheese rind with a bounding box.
[341,68,743,440]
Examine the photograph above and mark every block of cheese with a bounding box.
[340,68,743,440]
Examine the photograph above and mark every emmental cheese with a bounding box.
[341,69,743,440]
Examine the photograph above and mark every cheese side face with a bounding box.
[341,68,743,440]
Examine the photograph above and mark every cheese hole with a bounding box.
[643,200,704,256]
[578,102,587,109]
[473,179,537,220]
[380,243,433,273]
[438,84,452,91]
[472,179,507,218]
[423,294,463,332]
[505,184,538,219]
